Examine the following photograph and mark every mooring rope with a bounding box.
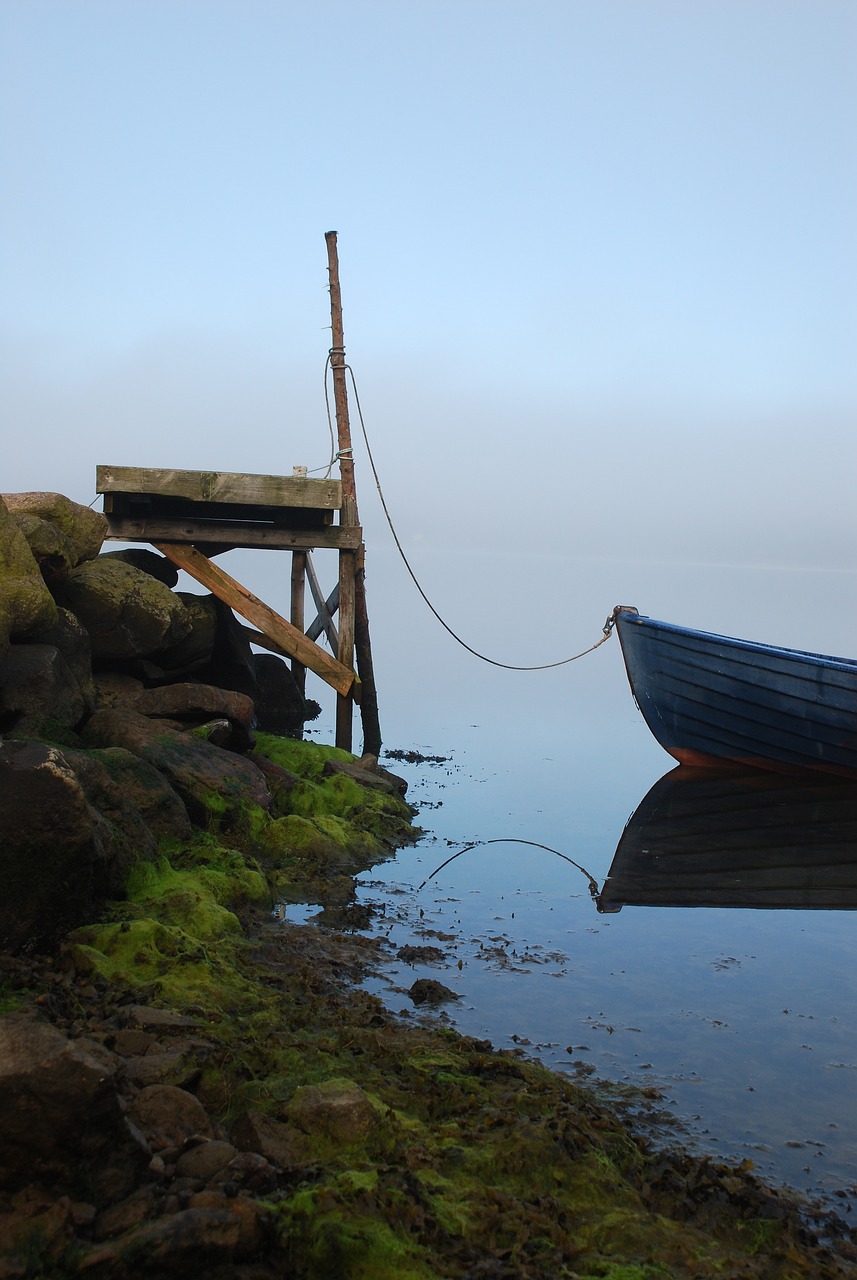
[418,838,600,898]
[323,353,616,671]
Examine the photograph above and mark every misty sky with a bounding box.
[2,0,855,582]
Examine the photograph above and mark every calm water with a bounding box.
[304,556,857,1220]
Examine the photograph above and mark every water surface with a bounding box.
[311,557,857,1218]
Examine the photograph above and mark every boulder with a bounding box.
[50,557,193,663]
[0,740,105,951]
[31,607,97,715]
[133,682,255,752]
[0,495,58,652]
[0,1014,150,1203]
[2,491,107,567]
[98,547,179,587]
[127,1084,214,1149]
[253,652,319,737]
[61,746,191,893]
[0,642,88,739]
[151,592,218,674]
[80,708,271,822]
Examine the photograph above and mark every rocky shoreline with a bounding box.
[2,492,857,1278]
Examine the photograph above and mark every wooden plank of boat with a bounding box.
[612,606,857,780]
[596,766,857,912]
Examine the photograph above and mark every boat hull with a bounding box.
[614,608,857,779]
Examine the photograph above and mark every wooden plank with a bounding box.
[103,516,361,551]
[97,465,342,511]
[154,542,355,696]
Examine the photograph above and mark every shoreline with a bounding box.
[3,732,856,1278]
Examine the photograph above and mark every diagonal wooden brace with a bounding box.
[154,542,356,697]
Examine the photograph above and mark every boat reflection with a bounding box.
[597,766,857,913]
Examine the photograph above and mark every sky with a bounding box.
[2,0,855,598]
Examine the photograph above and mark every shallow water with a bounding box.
[307,557,857,1219]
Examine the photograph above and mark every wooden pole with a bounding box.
[290,550,306,697]
[325,231,382,756]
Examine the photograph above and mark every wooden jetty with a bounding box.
[96,233,381,753]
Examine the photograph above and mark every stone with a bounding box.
[231,1110,307,1170]
[31,607,97,714]
[0,496,58,653]
[174,1139,236,1182]
[81,708,271,822]
[245,751,298,817]
[93,671,145,709]
[0,740,104,951]
[1,491,107,566]
[49,558,192,662]
[323,753,409,796]
[408,978,461,1005]
[133,682,255,752]
[252,652,316,736]
[98,548,179,587]
[150,592,218,672]
[63,745,191,847]
[0,1015,149,1204]
[287,1079,380,1145]
[126,1085,214,1149]
[0,643,88,738]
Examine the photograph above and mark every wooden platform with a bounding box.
[97,465,360,552]
[96,463,365,745]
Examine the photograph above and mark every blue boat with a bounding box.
[611,606,857,780]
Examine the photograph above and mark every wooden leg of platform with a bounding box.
[290,551,306,697]
[336,548,357,752]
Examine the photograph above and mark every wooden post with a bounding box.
[325,230,382,755]
[290,550,306,697]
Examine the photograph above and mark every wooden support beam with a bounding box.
[154,542,355,697]
[103,517,361,551]
[306,583,339,646]
[305,551,339,650]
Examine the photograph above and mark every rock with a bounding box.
[0,1014,150,1204]
[93,1187,159,1241]
[0,740,105,951]
[98,548,179,587]
[0,643,88,738]
[94,671,145,708]
[151,592,218,673]
[123,1005,201,1031]
[174,1139,237,1182]
[231,1110,307,1170]
[81,707,271,822]
[245,751,298,816]
[78,1206,247,1278]
[408,978,461,1005]
[323,753,408,797]
[287,1079,380,1145]
[31,607,97,714]
[1,491,107,567]
[63,745,192,847]
[0,496,58,652]
[252,652,314,736]
[49,558,192,662]
[133,682,255,752]
[127,1084,214,1149]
